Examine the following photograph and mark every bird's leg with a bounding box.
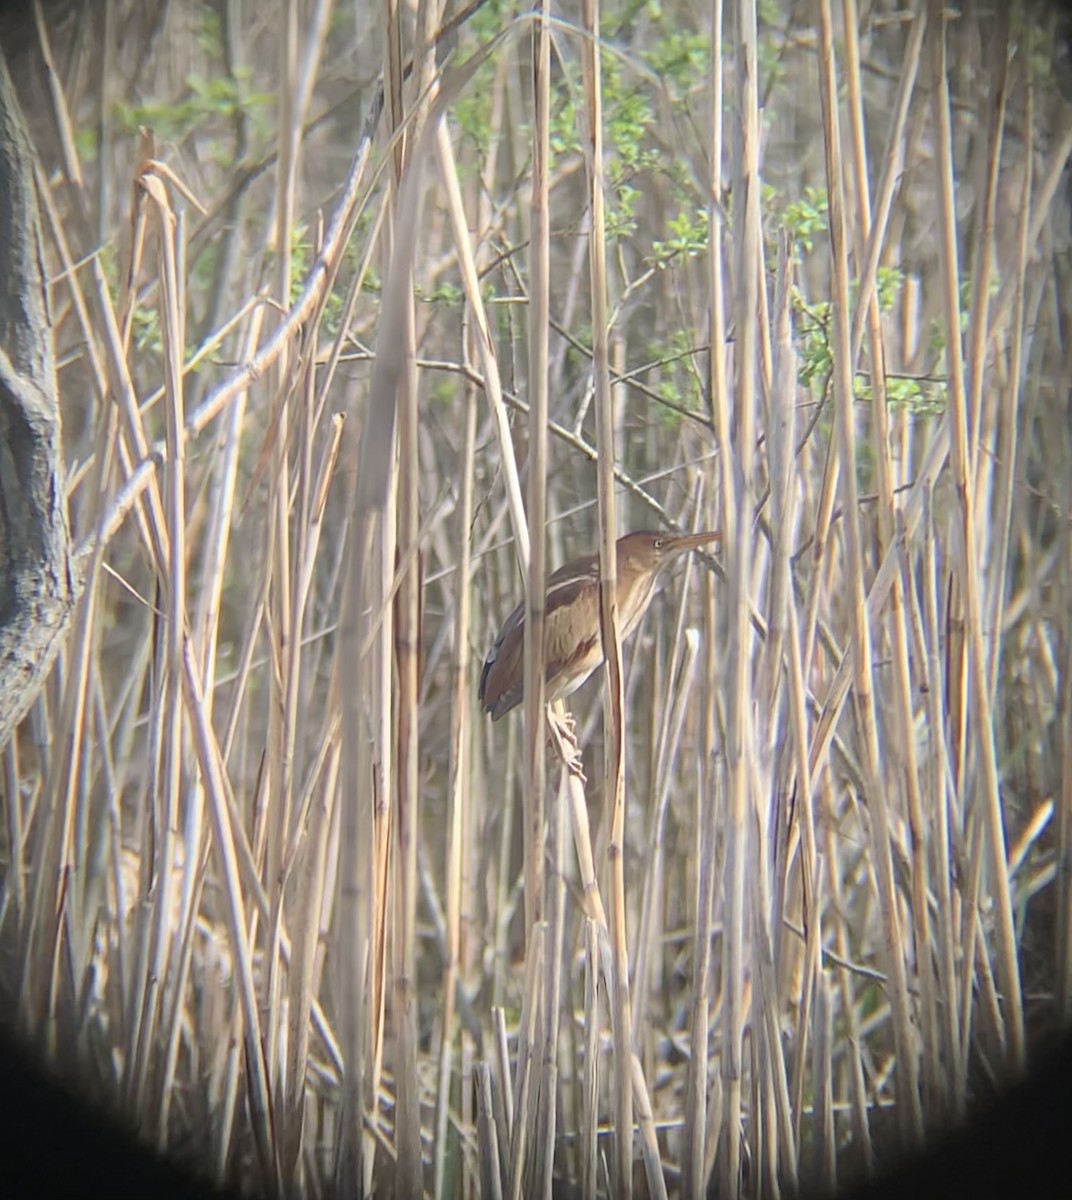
[546,705,585,784]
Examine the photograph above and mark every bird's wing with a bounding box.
[478,597,523,718]
[542,556,602,694]
[479,553,602,719]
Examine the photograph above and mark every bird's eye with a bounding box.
[655,537,665,550]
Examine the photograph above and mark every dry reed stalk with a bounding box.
[748,813,798,1192]
[848,9,927,370]
[282,719,341,1186]
[337,32,519,1192]
[476,1061,505,1200]
[767,239,820,1175]
[685,0,729,1188]
[493,1003,513,1145]
[582,917,601,1200]
[542,716,608,932]
[759,237,794,739]
[20,445,101,1048]
[539,767,567,1200]
[263,0,301,1136]
[525,8,556,1187]
[336,48,399,1200]
[262,26,300,1098]
[805,394,953,784]
[580,0,634,1194]
[821,769,874,1175]
[525,0,551,953]
[985,118,1072,351]
[750,236,795,1189]
[965,7,1009,491]
[18,140,170,1034]
[435,127,528,558]
[986,65,1032,705]
[811,973,836,1193]
[683,739,720,1200]
[390,2,441,1192]
[843,0,944,1124]
[718,0,762,1194]
[433,382,477,1200]
[631,625,700,1041]
[929,0,1024,1072]
[182,637,275,1182]
[508,923,544,1200]
[103,156,195,1153]
[820,0,926,1148]
[631,1050,669,1200]
[913,483,965,1115]
[184,93,385,442]
[150,198,201,1144]
[433,94,535,1182]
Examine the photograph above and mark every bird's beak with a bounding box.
[667,530,722,557]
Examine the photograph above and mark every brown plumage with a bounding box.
[478,530,721,720]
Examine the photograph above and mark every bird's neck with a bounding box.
[616,567,660,641]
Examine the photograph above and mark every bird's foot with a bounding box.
[566,753,587,785]
[547,708,586,785]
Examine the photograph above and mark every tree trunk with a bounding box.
[0,44,74,750]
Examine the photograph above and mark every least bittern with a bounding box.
[478,529,721,720]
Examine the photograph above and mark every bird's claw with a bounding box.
[547,708,586,784]
[565,748,587,784]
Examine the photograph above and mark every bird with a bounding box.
[478,529,721,720]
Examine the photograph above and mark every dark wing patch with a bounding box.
[542,571,602,699]
[544,553,599,611]
[479,598,525,719]
[481,553,603,719]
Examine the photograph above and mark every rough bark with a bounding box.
[0,45,73,750]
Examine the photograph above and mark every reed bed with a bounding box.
[1,1,1069,1197]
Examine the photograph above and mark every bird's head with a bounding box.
[617,529,722,576]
